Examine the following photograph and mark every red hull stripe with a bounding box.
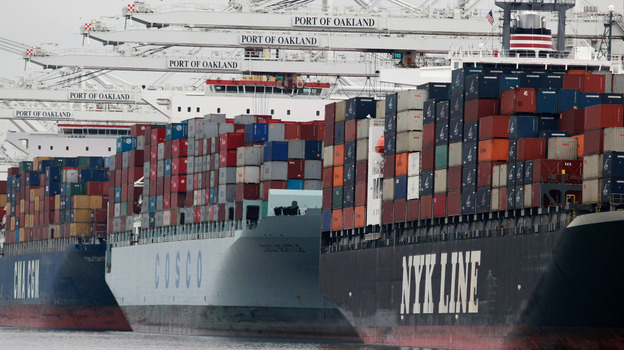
[355,325,624,349]
[510,43,554,49]
[510,35,552,42]
[0,305,131,331]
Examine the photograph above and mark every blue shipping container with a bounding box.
[602,93,624,105]
[461,190,476,215]
[419,83,450,100]
[558,89,579,112]
[343,162,355,185]
[394,176,408,199]
[465,74,500,100]
[334,122,345,144]
[384,114,397,134]
[90,156,106,169]
[462,143,478,167]
[537,116,559,133]
[515,185,525,208]
[344,142,356,164]
[536,89,559,114]
[384,133,396,155]
[343,184,354,207]
[524,160,534,184]
[476,187,491,213]
[149,197,157,212]
[79,169,108,182]
[287,179,304,190]
[507,163,517,186]
[603,152,624,177]
[499,75,520,92]
[46,182,61,196]
[321,210,332,231]
[506,186,516,209]
[423,99,437,125]
[24,172,40,186]
[46,167,62,181]
[516,161,525,185]
[449,118,464,143]
[420,171,434,196]
[509,115,538,139]
[166,123,188,141]
[305,140,322,160]
[580,93,601,109]
[519,73,544,89]
[463,121,479,144]
[116,137,136,153]
[385,93,398,116]
[346,97,377,120]
[164,158,172,177]
[602,177,624,203]
[451,67,483,93]
[115,187,122,203]
[264,141,289,161]
[436,100,450,124]
[244,123,269,143]
[544,75,563,89]
[450,91,464,119]
[509,139,517,163]
[462,166,477,190]
[435,124,449,145]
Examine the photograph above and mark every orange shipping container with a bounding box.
[72,209,92,223]
[333,166,344,187]
[333,144,345,166]
[478,139,509,162]
[332,209,342,231]
[354,206,366,228]
[572,134,584,158]
[69,223,92,237]
[395,153,409,177]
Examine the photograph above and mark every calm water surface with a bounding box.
[0,328,420,350]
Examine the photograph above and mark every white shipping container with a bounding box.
[396,131,423,153]
[448,142,463,168]
[382,178,395,201]
[114,203,121,218]
[262,162,288,181]
[583,154,603,180]
[218,123,235,135]
[547,137,578,160]
[407,175,420,200]
[136,135,145,150]
[357,119,371,140]
[335,100,347,122]
[304,180,322,190]
[396,110,424,132]
[582,179,602,204]
[524,184,532,207]
[356,139,368,161]
[163,210,171,226]
[323,146,334,168]
[205,113,226,124]
[499,163,508,188]
[64,169,79,183]
[492,165,500,188]
[491,188,499,211]
[237,146,262,166]
[268,123,285,141]
[204,123,219,138]
[157,143,165,161]
[288,140,305,159]
[220,167,237,184]
[604,127,624,152]
[397,89,428,112]
[236,166,260,184]
[193,190,202,206]
[434,169,448,194]
[408,152,421,177]
[375,100,386,120]
[304,160,322,180]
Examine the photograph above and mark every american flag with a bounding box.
[486,10,495,25]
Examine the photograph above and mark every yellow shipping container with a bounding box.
[19,199,24,213]
[89,195,103,209]
[74,195,102,209]
[10,217,15,231]
[0,194,7,208]
[6,202,11,215]
[69,223,91,237]
[50,225,60,239]
[55,195,61,210]
[72,209,91,223]
[29,189,36,201]
[26,215,33,228]
[34,200,39,211]
[19,229,24,242]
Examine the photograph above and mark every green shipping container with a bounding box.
[435,144,448,170]
[262,201,269,218]
[53,158,65,167]
[68,183,86,196]
[332,186,343,210]
[19,161,33,172]
[78,156,91,168]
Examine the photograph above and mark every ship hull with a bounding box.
[319,211,624,349]
[106,211,357,339]
[0,243,130,330]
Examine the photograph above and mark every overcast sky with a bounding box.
[0,0,620,82]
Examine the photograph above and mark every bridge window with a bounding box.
[246,109,250,114]
[38,145,41,150]
[177,107,181,112]
[217,108,221,113]
[86,147,89,151]
[287,110,291,115]
[108,147,112,152]
[271,109,274,115]
[196,107,200,113]
[50,146,53,150]
[187,107,191,113]
[316,111,320,116]
[66,146,69,151]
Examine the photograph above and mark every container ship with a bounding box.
[0,156,130,330]
[318,11,624,349]
[104,116,356,339]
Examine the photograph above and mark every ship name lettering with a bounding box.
[155,250,203,290]
[400,250,480,315]
[14,260,39,299]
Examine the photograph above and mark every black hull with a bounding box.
[319,211,624,348]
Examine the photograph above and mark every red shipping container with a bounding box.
[322,167,333,188]
[323,124,334,145]
[171,158,188,175]
[421,147,435,172]
[382,201,394,225]
[407,199,419,222]
[355,161,368,183]
[86,182,107,195]
[517,138,545,161]
[464,99,499,123]
[560,109,586,136]
[121,185,128,202]
[384,155,396,178]
[420,195,433,219]
[343,207,354,229]
[128,150,145,167]
[344,120,357,142]
[164,177,172,194]
[322,188,332,210]
[261,180,288,200]
[163,194,171,210]
[499,187,507,210]
[422,123,436,147]
[151,127,167,144]
[171,192,186,208]
[217,204,226,221]
[171,175,187,193]
[143,146,151,162]
[219,150,238,167]
[288,159,305,179]
[433,193,446,218]
[316,124,325,141]
[325,103,336,125]
[164,140,172,159]
[532,159,582,184]
[284,122,302,140]
[150,163,157,179]
[447,191,461,216]
[220,133,244,150]
[583,128,604,155]
[477,161,505,187]
[333,144,345,166]
[479,115,511,140]
[172,139,189,157]
[301,122,320,140]
[448,166,462,191]
[563,74,605,93]
[355,183,367,206]
[150,146,158,163]
[394,199,406,223]
[584,104,624,131]
[128,167,143,183]
[332,209,342,231]
[236,183,260,201]
[500,88,536,115]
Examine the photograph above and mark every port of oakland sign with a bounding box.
[166,59,239,71]
[14,110,72,119]
[68,91,134,102]
[292,16,377,29]
[239,34,318,47]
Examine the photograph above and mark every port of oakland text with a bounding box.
[14,110,72,119]
[14,260,39,299]
[400,251,480,315]
[292,16,376,28]
[239,34,318,46]
[68,92,133,101]
[167,59,238,70]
